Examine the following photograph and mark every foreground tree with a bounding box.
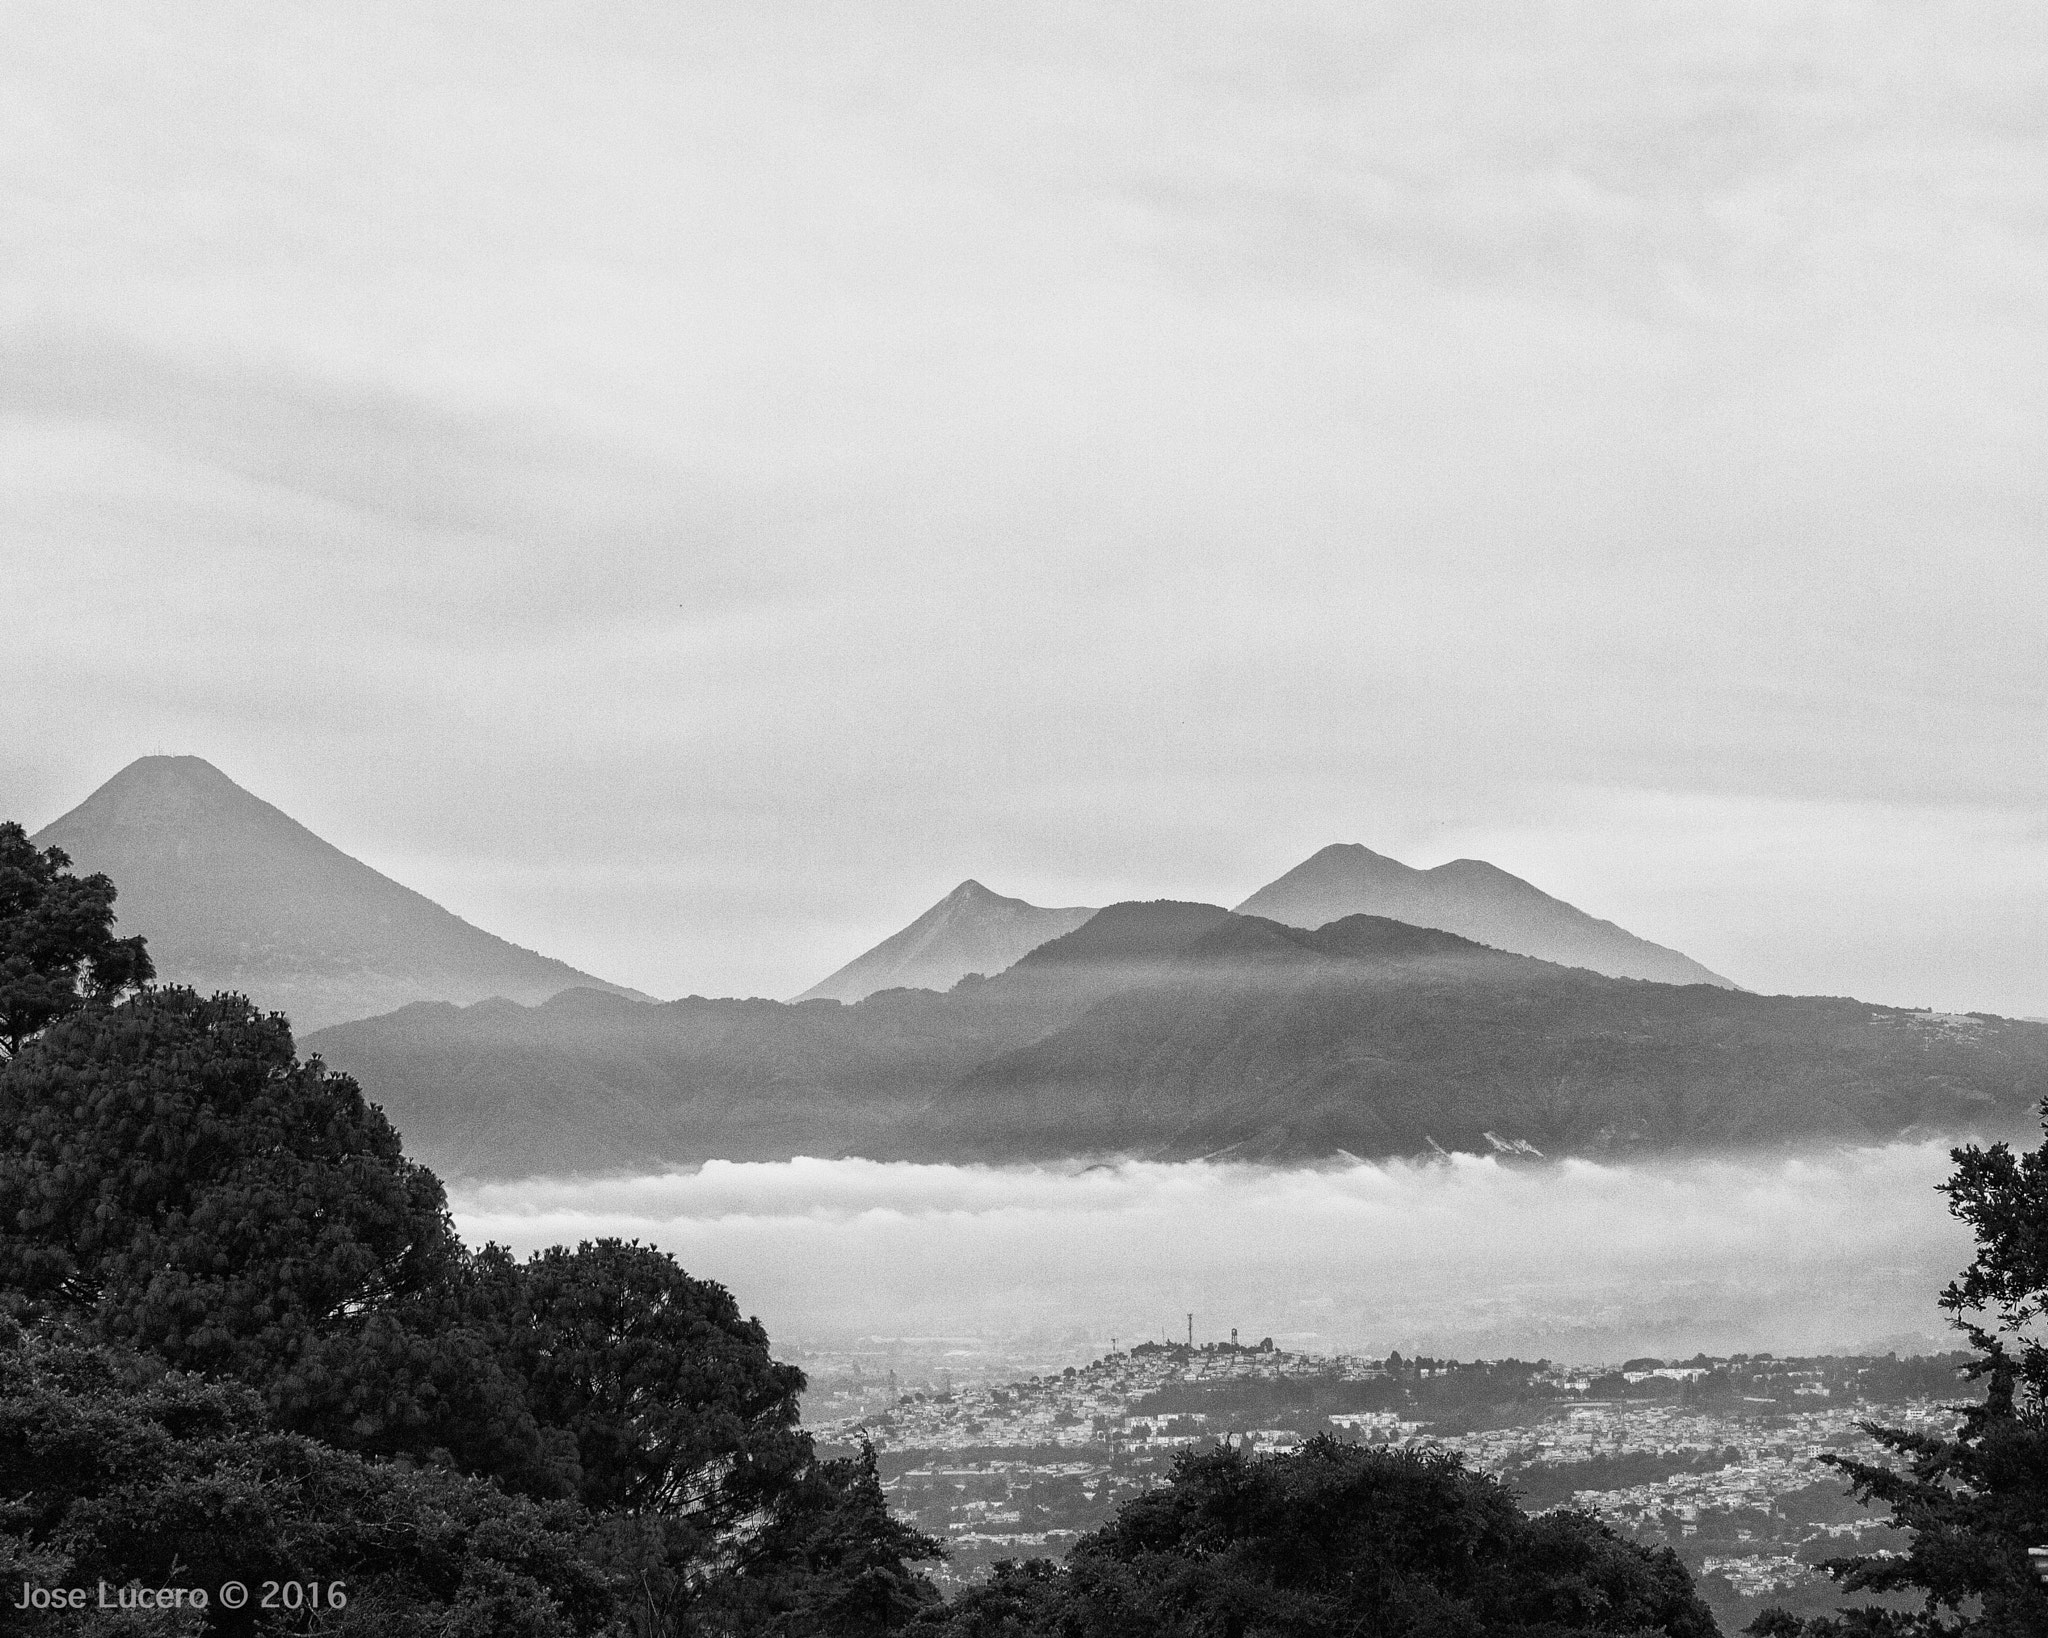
[0,987,454,1343]
[0,972,943,1631]
[0,984,573,1492]
[0,826,948,1630]
[1751,1123,2048,1638]
[918,1437,1716,1638]
[0,1322,614,1637]
[464,1239,812,1520]
[0,822,152,1056]
[608,1444,944,1638]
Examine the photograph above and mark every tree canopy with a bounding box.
[0,983,835,1526]
[0,1323,615,1638]
[917,1437,1717,1638]
[465,1238,811,1518]
[0,821,152,1056]
[0,943,945,1633]
[1750,1122,2048,1638]
[0,986,455,1344]
[0,985,569,1489]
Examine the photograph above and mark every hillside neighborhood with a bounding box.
[808,1341,1962,1625]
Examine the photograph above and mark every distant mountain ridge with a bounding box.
[1235,843,1732,988]
[34,756,649,1032]
[802,843,1729,1004]
[307,899,2048,1181]
[796,879,1097,1002]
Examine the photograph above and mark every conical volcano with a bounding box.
[795,879,1098,1002]
[33,756,648,1032]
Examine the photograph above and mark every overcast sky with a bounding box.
[3,1,2044,1010]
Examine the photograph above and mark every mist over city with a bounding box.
[448,1144,1970,1363]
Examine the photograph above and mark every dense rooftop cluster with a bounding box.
[808,1341,1969,1623]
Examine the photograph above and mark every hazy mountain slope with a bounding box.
[311,901,1235,1178]
[310,984,1053,1178]
[1236,843,1733,988]
[307,904,2048,1180]
[34,756,649,1032]
[940,914,2037,1159]
[796,879,1096,1001]
[974,899,1235,1016]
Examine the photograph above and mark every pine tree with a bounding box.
[1754,1127,2048,1638]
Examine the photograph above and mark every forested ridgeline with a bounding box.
[9,818,2048,1637]
[305,903,2048,1182]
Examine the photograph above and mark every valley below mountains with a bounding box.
[307,901,2048,1182]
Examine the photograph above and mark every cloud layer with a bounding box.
[449,1144,1974,1362]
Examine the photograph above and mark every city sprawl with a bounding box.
[804,1342,1968,1630]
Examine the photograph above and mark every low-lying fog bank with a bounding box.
[447,1142,1976,1365]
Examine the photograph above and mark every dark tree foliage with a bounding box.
[0,1321,615,1637]
[917,1437,1716,1638]
[919,1559,1066,1638]
[0,987,839,1521]
[668,1444,945,1638]
[0,832,944,1633]
[585,1444,944,1638]
[463,1238,812,1517]
[0,976,944,1632]
[0,985,568,1491]
[0,822,152,1057]
[0,987,453,1337]
[1748,1124,2048,1638]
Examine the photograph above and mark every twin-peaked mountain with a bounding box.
[1233,843,1732,989]
[32,757,647,1033]
[797,844,1728,1003]
[308,900,2048,1181]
